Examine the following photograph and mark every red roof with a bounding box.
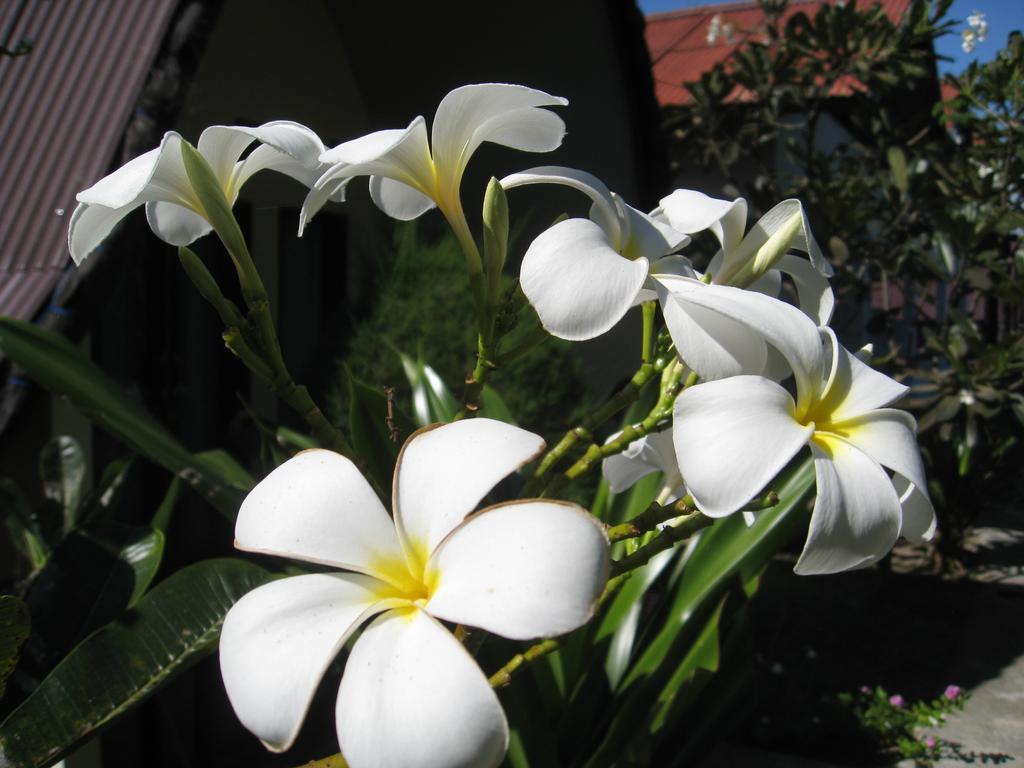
[0,0,177,322]
[645,0,912,106]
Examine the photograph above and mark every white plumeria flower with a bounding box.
[656,275,824,383]
[603,429,684,502]
[69,122,340,265]
[219,418,609,768]
[671,296,935,574]
[654,189,834,324]
[602,428,758,526]
[303,83,569,259]
[501,166,691,340]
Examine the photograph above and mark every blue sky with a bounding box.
[637,0,1022,74]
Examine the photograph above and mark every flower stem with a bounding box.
[488,638,561,688]
[641,300,656,364]
[606,495,698,542]
[559,359,687,484]
[609,512,714,577]
[522,346,674,496]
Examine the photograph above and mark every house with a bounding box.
[642,0,944,352]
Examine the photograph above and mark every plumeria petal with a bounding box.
[655,189,747,254]
[657,276,825,408]
[145,201,213,246]
[673,376,813,516]
[602,429,681,493]
[393,419,544,569]
[431,84,567,185]
[894,475,937,541]
[425,500,608,639]
[68,200,139,266]
[298,177,349,235]
[618,198,690,259]
[197,125,260,187]
[220,573,395,753]
[75,133,189,208]
[658,279,769,379]
[796,437,902,574]
[236,144,331,193]
[318,118,435,208]
[726,199,831,279]
[832,409,927,492]
[775,253,835,324]
[336,607,508,768]
[818,337,909,422]
[521,217,650,341]
[234,449,407,584]
[743,263,783,298]
[369,175,438,220]
[501,166,621,243]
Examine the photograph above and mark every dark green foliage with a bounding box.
[664,0,1023,555]
[0,597,28,701]
[325,222,591,436]
[0,559,270,768]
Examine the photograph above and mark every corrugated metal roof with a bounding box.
[0,0,177,321]
[645,0,913,106]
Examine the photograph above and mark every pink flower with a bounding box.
[925,736,937,748]
[889,694,905,707]
[944,684,962,700]
[860,685,871,694]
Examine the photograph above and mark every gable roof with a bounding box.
[645,0,912,106]
[0,0,177,322]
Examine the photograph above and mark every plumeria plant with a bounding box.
[0,83,936,768]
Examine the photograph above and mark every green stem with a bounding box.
[454,336,497,420]
[523,351,673,496]
[641,300,656,364]
[606,489,778,543]
[560,360,687,484]
[488,638,560,688]
[609,512,714,577]
[606,495,697,542]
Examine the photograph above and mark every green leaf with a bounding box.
[0,559,270,768]
[38,436,86,534]
[0,481,48,569]
[346,366,415,492]
[625,457,814,688]
[648,598,725,734]
[478,384,516,425]
[192,449,254,491]
[80,456,135,522]
[275,425,319,452]
[580,457,815,765]
[19,522,165,677]
[397,350,458,426]
[0,597,29,701]
[887,146,909,194]
[150,477,180,534]
[0,318,246,519]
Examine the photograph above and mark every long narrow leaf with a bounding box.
[0,558,270,768]
[579,457,815,765]
[0,597,29,700]
[0,318,246,518]
[18,522,165,683]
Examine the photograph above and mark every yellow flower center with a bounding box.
[368,540,441,605]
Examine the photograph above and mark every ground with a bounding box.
[698,504,1024,767]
